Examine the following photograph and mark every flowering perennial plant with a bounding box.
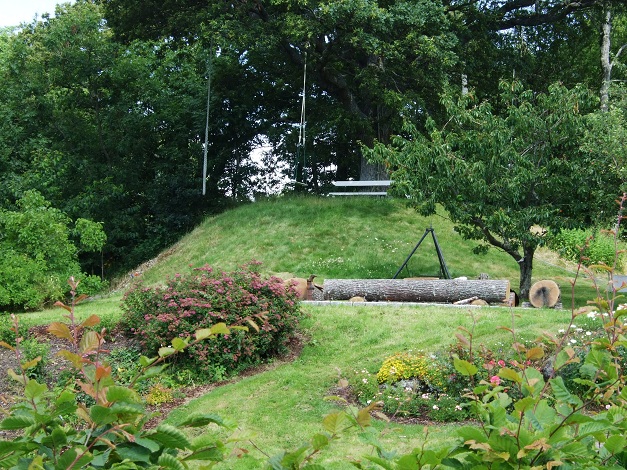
[120,261,301,379]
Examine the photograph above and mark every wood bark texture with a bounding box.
[323,279,510,303]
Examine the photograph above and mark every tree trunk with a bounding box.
[518,246,535,301]
[600,2,612,113]
[322,279,510,303]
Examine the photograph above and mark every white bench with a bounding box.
[328,180,393,196]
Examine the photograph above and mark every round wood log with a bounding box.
[322,279,510,303]
[529,280,560,308]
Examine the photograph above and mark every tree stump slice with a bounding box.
[529,280,560,308]
[322,279,510,303]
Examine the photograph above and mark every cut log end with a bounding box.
[529,280,560,308]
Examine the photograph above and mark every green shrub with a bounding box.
[0,285,245,469]
[120,261,301,378]
[547,227,622,267]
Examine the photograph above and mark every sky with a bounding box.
[0,0,75,28]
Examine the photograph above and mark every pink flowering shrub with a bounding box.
[120,261,301,378]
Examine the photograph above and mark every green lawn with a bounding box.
[162,303,582,469]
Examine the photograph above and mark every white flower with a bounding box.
[570,339,577,344]
[432,405,439,410]
[558,329,566,334]
[455,405,462,411]
[606,404,612,410]
[362,378,368,384]
[367,400,372,405]
[421,393,430,399]
[587,311,598,318]
[586,331,592,336]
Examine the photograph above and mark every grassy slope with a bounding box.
[140,195,595,304]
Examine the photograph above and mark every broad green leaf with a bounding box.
[457,426,488,443]
[171,337,188,351]
[106,385,141,404]
[311,433,329,451]
[0,415,36,430]
[24,379,47,399]
[80,330,101,354]
[549,377,579,405]
[498,367,522,384]
[210,322,230,335]
[184,445,225,462]
[195,328,212,340]
[139,355,157,367]
[453,357,478,376]
[157,452,186,470]
[322,411,349,434]
[115,443,153,463]
[150,424,191,449]
[158,347,176,357]
[178,413,226,428]
[90,405,116,425]
[525,399,556,431]
[604,435,627,454]
[41,426,68,449]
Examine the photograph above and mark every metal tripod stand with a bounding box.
[393,228,451,279]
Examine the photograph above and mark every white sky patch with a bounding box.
[0,0,75,28]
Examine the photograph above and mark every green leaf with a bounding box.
[178,413,226,428]
[210,322,230,335]
[158,346,176,358]
[106,385,141,404]
[57,447,93,469]
[604,435,627,454]
[322,411,349,434]
[171,337,188,351]
[549,377,579,405]
[453,357,478,376]
[139,355,157,367]
[0,415,36,430]
[524,399,556,431]
[311,433,329,451]
[115,443,153,463]
[195,328,212,340]
[157,452,186,470]
[150,424,191,449]
[90,405,116,425]
[24,379,47,400]
[457,426,488,443]
[184,445,225,462]
[498,367,522,384]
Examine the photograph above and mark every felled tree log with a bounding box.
[323,279,510,304]
[529,280,560,308]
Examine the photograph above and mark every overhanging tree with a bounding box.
[368,81,625,300]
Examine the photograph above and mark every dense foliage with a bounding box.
[0,191,106,310]
[120,262,301,379]
[369,81,626,299]
[0,0,626,290]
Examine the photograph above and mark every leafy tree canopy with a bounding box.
[368,81,626,299]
